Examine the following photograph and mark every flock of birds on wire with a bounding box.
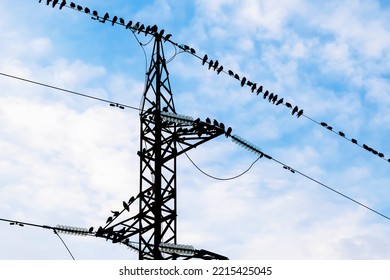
[40,0,389,164]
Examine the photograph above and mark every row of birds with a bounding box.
[193,117,232,138]
[320,122,389,162]
[201,54,304,118]
[42,0,175,42]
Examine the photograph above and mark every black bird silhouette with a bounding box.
[202,54,208,65]
[126,20,132,29]
[351,138,358,144]
[219,122,225,131]
[92,10,98,20]
[268,93,274,102]
[46,0,52,5]
[88,227,94,233]
[213,60,219,70]
[241,77,247,87]
[208,60,214,69]
[119,18,125,25]
[84,7,90,14]
[205,117,211,124]
[111,210,120,217]
[228,70,234,76]
[276,98,284,106]
[106,216,113,224]
[70,2,75,8]
[159,29,165,37]
[128,196,135,204]
[138,24,145,34]
[213,119,219,127]
[285,102,292,108]
[123,201,130,212]
[256,85,263,95]
[77,5,83,11]
[272,94,278,104]
[320,122,327,127]
[225,127,232,137]
[190,48,196,54]
[338,131,345,137]
[100,12,109,23]
[150,25,158,33]
[39,0,42,3]
[217,65,223,74]
[51,0,58,7]
[164,34,172,41]
[234,73,240,80]
[251,83,257,92]
[263,90,269,99]
[59,0,66,9]
[292,106,298,115]
[297,109,304,118]
[327,126,333,131]
[112,16,118,26]
[378,153,384,158]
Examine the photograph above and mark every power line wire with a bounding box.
[53,229,76,260]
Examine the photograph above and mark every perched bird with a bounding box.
[125,20,132,29]
[268,92,274,102]
[320,122,328,127]
[88,227,94,233]
[112,16,118,26]
[225,127,232,137]
[92,10,98,20]
[46,0,52,5]
[251,83,257,92]
[285,102,292,108]
[338,131,345,137]
[276,98,284,106]
[77,5,83,11]
[106,216,113,224]
[240,77,247,87]
[164,34,172,41]
[217,65,223,74]
[378,153,384,158]
[59,0,66,10]
[100,12,109,23]
[119,18,125,25]
[205,117,211,124]
[202,54,208,65]
[150,25,158,33]
[228,70,234,76]
[213,119,219,127]
[138,24,145,34]
[351,138,358,144]
[327,126,333,131]
[128,196,135,204]
[263,90,269,99]
[111,210,120,217]
[213,60,219,70]
[234,73,240,80]
[272,94,278,104]
[208,60,214,69]
[292,106,298,115]
[159,29,165,37]
[190,48,196,54]
[84,7,90,14]
[256,85,263,95]
[51,0,58,8]
[70,2,75,8]
[297,109,304,118]
[123,201,129,212]
[219,122,225,131]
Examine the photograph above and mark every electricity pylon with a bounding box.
[96,33,227,260]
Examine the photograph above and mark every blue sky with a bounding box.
[0,0,389,260]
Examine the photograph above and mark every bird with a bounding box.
[202,54,208,65]
[268,92,274,102]
[128,196,135,204]
[39,0,42,3]
[285,102,292,108]
[241,77,247,87]
[100,12,109,23]
[70,2,75,8]
[234,73,240,80]
[225,127,232,137]
[119,18,125,25]
[208,60,214,69]
[84,7,90,14]
[205,117,211,124]
[150,25,158,33]
[217,65,223,74]
[228,70,234,76]
[351,138,358,144]
[138,24,145,34]
[213,119,219,127]
[292,106,298,115]
[219,122,225,131]
[91,10,99,20]
[159,29,165,37]
[320,122,328,127]
[106,216,113,224]
[51,0,58,8]
[164,34,172,41]
[88,227,94,233]
[46,0,52,5]
[256,85,263,95]
[123,201,130,212]
[276,98,284,106]
[378,153,384,158]
[327,126,333,131]
[112,16,118,26]
[338,131,345,137]
[126,20,132,29]
[213,60,219,70]
[272,94,278,104]
[263,90,269,99]
[111,210,120,217]
[77,5,83,11]
[297,109,304,118]
[190,48,196,54]
[59,0,66,10]
[251,83,257,92]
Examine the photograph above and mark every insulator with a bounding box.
[56,225,89,236]
[231,134,263,156]
[159,243,195,256]
[161,111,194,125]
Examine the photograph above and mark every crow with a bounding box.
[202,54,208,65]
[292,106,298,115]
[297,109,304,118]
[112,16,118,26]
[217,65,223,74]
[59,0,66,10]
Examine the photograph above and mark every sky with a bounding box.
[0,0,389,260]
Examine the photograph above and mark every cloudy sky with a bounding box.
[0,0,389,260]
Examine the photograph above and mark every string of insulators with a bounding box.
[161,111,194,125]
[159,243,195,256]
[55,225,89,236]
[230,135,271,159]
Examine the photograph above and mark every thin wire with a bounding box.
[179,143,261,181]
[53,229,76,260]
[0,72,141,112]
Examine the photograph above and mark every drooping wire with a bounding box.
[53,229,76,260]
[178,143,262,181]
